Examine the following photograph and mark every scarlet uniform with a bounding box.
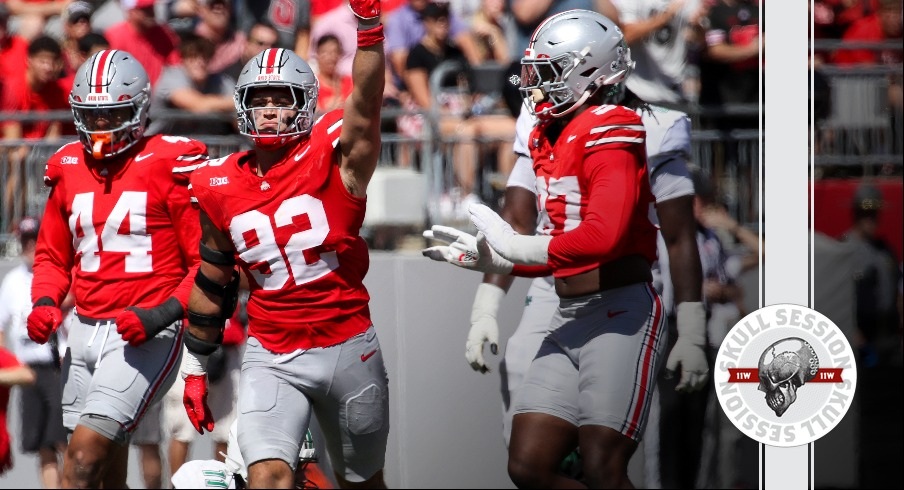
[30,134,207,441]
[32,135,207,315]
[529,104,658,275]
[190,109,371,354]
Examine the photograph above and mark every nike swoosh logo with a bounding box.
[361,349,378,362]
[135,153,154,162]
[607,310,628,318]
[294,146,311,162]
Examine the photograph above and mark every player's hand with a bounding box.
[422,225,514,274]
[469,203,551,266]
[349,0,381,21]
[27,298,63,344]
[183,374,215,434]
[466,283,505,373]
[665,302,710,392]
[116,297,184,346]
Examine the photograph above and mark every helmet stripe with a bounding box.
[92,49,115,93]
[265,48,281,75]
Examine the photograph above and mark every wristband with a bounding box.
[182,345,210,377]
[358,24,384,47]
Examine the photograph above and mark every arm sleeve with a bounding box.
[505,155,538,194]
[547,148,642,268]
[32,184,75,306]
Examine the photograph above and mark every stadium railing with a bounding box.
[1,59,901,249]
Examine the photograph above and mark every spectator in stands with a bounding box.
[195,0,246,75]
[313,34,354,113]
[0,346,36,478]
[466,0,511,65]
[234,0,311,55]
[222,20,278,80]
[403,2,515,215]
[59,2,94,90]
[834,0,902,65]
[613,0,708,105]
[308,1,357,76]
[0,217,68,489]
[385,0,481,90]
[698,0,760,131]
[0,3,29,98]
[147,33,236,136]
[814,0,881,40]
[2,36,69,228]
[105,0,181,85]
[0,0,68,41]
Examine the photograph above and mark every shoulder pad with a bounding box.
[43,141,83,187]
[311,109,344,149]
[573,105,645,153]
[140,135,210,183]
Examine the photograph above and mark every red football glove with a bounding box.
[27,305,63,344]
[349,0,381,20]
[115,297,183,346]
[183,374,215,434]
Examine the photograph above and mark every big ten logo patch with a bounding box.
[715,304,857,447]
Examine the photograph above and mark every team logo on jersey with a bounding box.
[61,156,79,165]
[715,304,857,447]
[210,176,229,186]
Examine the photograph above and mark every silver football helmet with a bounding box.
[520,9,635,119]
[69,50,151,159]
[234,48,319,150]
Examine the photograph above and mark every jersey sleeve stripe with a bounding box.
[327,119,343,134]
[173,162,208,173]
[589,124,645,134]
[585,136,645,147]
[176,154,207,162]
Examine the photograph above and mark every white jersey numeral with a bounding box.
[69,192,152,273]
[536,176,582,233]
[230,195,337,290]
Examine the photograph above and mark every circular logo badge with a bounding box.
[714,304,857,447]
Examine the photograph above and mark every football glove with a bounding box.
[665,301,710,392]
[116,297,184,346]
[469,203,551,265]
[422,225,514,275]
[466,283,505,373]
[349,0,381,23]
[182,347,215,434]
[27,297,62,345]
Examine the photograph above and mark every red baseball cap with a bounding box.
[121,0,156,10]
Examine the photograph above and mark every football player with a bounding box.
[27,49,208,487]
[179,1,389,488]
[426,10,673,488]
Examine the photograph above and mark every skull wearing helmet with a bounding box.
[757,338,819,417]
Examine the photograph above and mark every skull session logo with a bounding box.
[715,304,857,447]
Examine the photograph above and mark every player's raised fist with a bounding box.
[349,0,381,20]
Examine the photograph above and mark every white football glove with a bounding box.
[468,203,551,265]
[422,225,514,274]
[665,301,710,392]
[466,283,505,373]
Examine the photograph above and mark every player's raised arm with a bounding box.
[340,0,386,197]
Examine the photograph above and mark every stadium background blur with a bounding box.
[1,0,901,488]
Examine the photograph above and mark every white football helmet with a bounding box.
[520,9,635,119]
[69,50,151,159]
[234,48,319,150]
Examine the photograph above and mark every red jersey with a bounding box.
[0,348,22,476]
[530,104,657,278]
[190,110,371,353]
[32,135,208,318]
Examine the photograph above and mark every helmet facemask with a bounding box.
[519,9,636,120]
[70,95,149,159]
[235,82,318,150]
